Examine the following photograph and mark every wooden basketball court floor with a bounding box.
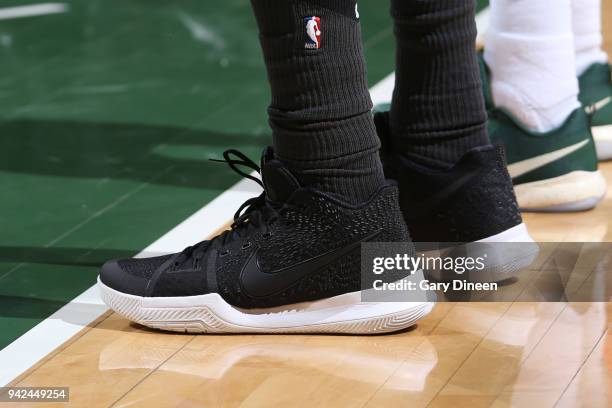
[6,165,612,408]
[2,2,612,408]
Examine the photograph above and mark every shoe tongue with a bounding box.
[260,147,301,203]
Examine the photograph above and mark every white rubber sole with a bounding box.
[592,125,612,161]
[426,223,539,283]
[515,170,607,212]
[476,222,534,243]
[98,278,434,334]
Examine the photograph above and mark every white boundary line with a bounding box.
[0,7,490,386]
[475,6,490,46]
[0,3,68,21]
[0,177,261,386]
[370,72,395,107]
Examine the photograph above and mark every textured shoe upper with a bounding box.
[477,53,599,184]
[488,108,598,184]
[100,147,410,308]
[374,111,522,243]
[578,63,612,128]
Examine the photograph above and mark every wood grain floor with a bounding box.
[7,172,612,408]
[6,6,612,408]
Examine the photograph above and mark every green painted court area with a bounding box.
[0,0,488,350]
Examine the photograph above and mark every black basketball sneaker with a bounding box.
[374,112,539,282]
[98,148,433,334]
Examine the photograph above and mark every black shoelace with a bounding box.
[175,149,278,264]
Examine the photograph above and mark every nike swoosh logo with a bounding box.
[507,139,589,179]
[406,170,479,219]
[585,96,612,114]
[240,229,382,298]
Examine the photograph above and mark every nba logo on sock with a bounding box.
[304,16,321,49]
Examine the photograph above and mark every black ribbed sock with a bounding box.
[251,0,385,203]
[390,0,489,167]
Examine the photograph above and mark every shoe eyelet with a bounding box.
[241,242,252,250]
[219,250,230,257]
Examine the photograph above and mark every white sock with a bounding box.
[485,0,580,132]
[572,0,608,76]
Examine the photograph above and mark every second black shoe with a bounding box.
[98,148,433,334]
[374,112,539,283]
